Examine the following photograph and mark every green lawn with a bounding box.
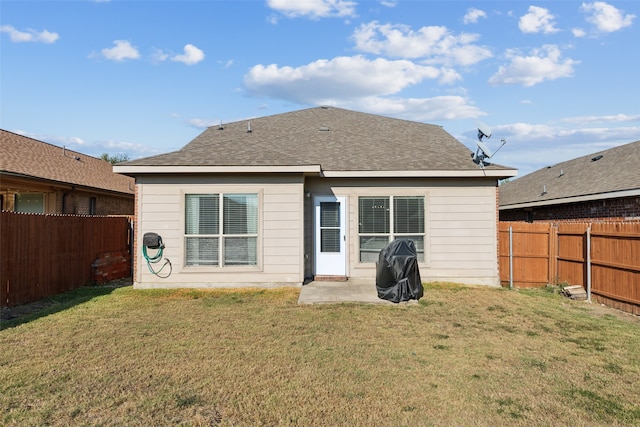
[1,283,639,426]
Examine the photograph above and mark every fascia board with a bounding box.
[113,165,322,174]
[113,165,518,179]
[321,169,518,178]
[500,188,640,210]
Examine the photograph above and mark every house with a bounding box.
[499,140,640,222]
[114,106,517,288]
[0,129,135,215]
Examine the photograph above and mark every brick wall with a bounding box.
[500,195,640,222]
[91,250,132,283]
[57,189,133,215]
[95,194,134,216]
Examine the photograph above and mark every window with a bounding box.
[320,202,341,253]
[89,197,97,215]
[15,193,44,214]
[185,193,258,266]
[358,196,425,263]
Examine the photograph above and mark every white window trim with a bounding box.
[183,190,263,271]
[357,194,428,265]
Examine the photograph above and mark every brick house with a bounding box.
[0,129,134,215]
[499,140,640,222]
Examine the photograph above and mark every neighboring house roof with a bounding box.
[116,106,517,178]
[0,129,134,195]
[500,140,640,210]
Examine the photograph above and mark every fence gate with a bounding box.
[499,222,555,288]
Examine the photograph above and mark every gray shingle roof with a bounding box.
[123,106,514,172]
[500,140,640,208]
[0,129,134,194]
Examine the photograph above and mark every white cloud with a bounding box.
[266,0,357,19]
[243,55,485,121]
[100,40,140,61]
[0,25,59,43]
[380,1,397,8]
[244,55,450,105]
[488,45,578,87]
[151,48,169,63]
[437,68,462,85]
[218,59,234,68]
[347,95,485,122]
[97,139,152,154]
[559,113,640,124]
[171,44,205,65]
[186,118,218,129]
[36,134,87,147]
[519,6,559,34]
[572,28,587,37]
[13,131,158,160]
[463,8,487,25]
[352,21,492,66]
[581,1,635,33]
[481,119,639,144]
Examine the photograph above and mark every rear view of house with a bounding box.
[115,107,517,288]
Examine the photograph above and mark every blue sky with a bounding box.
[1,0,638,177]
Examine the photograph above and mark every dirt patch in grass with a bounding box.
[1,283,639,426]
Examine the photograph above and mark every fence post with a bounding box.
[549,224,557,286]
[586,226,591,303]
[509,225,513,290]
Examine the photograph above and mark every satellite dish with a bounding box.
[476,120,492,140]
[472,121,506,168]
[476,140,493,158]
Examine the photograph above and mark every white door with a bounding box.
[314,195,347,276]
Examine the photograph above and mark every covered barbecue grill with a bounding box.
[375,239,423,303]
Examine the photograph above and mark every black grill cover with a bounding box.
[376,240,423,303]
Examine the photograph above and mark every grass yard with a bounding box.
[1,282,639,426]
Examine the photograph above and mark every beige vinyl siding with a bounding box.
[134,175,304,288]
[426,186,498,285]
[134,174,500,288]
[306,177,500,286]
[262,186,304,280]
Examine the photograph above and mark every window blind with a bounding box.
[394,196,425,234]
[223,194,258,235]
[358,197,390,234]
[185,194,219,235]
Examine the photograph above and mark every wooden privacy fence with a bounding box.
[1,211,132,308]
[499,222,640,315]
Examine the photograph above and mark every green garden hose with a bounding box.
[143,245,172,278]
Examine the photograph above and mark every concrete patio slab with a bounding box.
[298,278,418,305]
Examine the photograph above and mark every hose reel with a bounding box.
[143,232,171,278]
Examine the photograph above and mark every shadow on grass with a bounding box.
[0,278,131,330]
